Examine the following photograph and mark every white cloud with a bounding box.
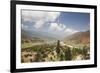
[49,23,66,31]
[49,22,78,36]
[22,10,78,36]
[22,10,60,29]
[64,28,78,34]
[21,23,28,29]
[34,20,45,28]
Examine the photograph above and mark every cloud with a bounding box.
[49,23,66,31]
[22,10,60,29]
[64,28,78,34]
[22,10,78,36]
[34,20,45,28]
[49,22,78,36]
[21,23,28,29]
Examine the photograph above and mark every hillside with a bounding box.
[63,30,90,45]
[21,29,58,43]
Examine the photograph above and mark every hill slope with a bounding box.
[63,30,90,45]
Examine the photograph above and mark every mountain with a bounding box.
[21,29,44,43]
[21,30,41,40]
[21,29,57,42]
[63,30,90,45]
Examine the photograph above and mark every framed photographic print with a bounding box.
[10,0,97,72]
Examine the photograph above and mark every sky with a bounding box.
[21,10,90,38]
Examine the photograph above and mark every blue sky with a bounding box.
[22,10,90,38]
[59,12,90,31]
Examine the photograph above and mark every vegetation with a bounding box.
[21,40,90,63]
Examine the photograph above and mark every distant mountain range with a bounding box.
[21,29,57,41]
[22,29,90,45]
[21,30,41,40]
[63,30,90,45]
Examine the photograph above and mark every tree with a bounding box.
[65,47,72,60]
[82,46,88,59]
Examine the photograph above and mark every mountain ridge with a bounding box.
[63,30,90,45]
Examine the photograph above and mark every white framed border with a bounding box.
[16,4,95,69]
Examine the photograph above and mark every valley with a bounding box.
[21,29,90,63]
